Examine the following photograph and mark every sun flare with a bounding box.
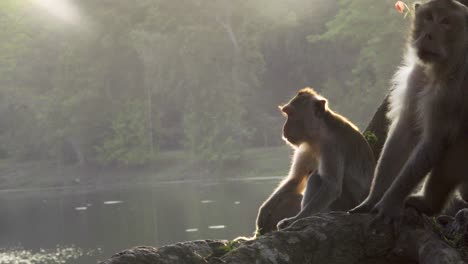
[30,0,81,24]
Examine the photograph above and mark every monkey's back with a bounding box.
[325,111,376,208]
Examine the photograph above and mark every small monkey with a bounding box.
[256,88,375,234]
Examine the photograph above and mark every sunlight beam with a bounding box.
[30,0,81,25]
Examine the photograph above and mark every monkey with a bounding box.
[349,0,468,225]
[458,0,468,6]
[255,88,375,234]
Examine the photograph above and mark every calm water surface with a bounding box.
[0,178,280,263]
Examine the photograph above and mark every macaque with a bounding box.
[350,0,468,227]
[256,88,375,234]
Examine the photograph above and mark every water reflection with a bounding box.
[0,246,100,264]
[0,178,279,263]
[208,225,226,229]
[103,201,124,205]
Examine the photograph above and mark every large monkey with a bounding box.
[349,0,468,225]
[256,88,375,234]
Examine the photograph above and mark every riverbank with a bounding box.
[0,146,291,191]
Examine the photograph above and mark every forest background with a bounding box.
[0,0,408,187]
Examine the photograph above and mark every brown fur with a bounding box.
[349,0,468,224]
[256,88,374,235]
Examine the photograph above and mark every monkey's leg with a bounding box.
[447,138,468,204]
[349,119,417,213]
[372,128,453,229]
[459,182,468,203]
[291,158,345,217]
[405,168,456,215]
[451,182,468,215]
[256,177,306,235]
[277,172,325,230]
[277,149,346,230]
[300,171,322,209]
[444,139,468,214]
[256,190,302,235]
[406,140,467,215]
[298,151,348,217]
[270,192,302,231]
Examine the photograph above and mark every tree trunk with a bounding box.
[363,95,390,159]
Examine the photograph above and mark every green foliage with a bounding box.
[254,228,262,237]
[213,240,240,256]
[0,0,411,169]
[430,217,468,259]
[183,88,253,163]
[0,0,31,79]
[364,131,378,145]
[96,101,155,166]
[310,0,410,127]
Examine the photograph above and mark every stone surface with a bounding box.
[101,210,467,264]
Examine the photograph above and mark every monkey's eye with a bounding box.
[424,13,433,22]
[440,18,450,26]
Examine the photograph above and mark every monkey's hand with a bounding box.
[277,216,297,230]
[370,198,404,235]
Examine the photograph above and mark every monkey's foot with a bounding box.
[405,195,436,216]
[277,217,297,230]
[370,199,404,236]
[348,200,375,214]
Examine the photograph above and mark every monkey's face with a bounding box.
[281,103,307,146]
[412,0,468,64]
[280,89,326,146]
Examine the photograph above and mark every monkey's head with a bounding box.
[279,88,327,147]
[411,0,468,66]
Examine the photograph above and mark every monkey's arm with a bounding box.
[374,97,459,220]
[276,145,317,193]
[373,135,447,223]
[296,150,345,217]
[349,117,417,213]
[257,145,316,233]
[277,151,343,230]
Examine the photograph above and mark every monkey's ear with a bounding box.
[315,99,327,115]
[414,2,421,10]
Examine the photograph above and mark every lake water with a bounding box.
[0,177,281,264]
